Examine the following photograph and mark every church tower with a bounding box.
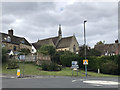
[55,24,62,46]
[58,24,62,38]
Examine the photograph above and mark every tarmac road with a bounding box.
[1,76,119,88]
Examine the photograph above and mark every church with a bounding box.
[32,24,79,53]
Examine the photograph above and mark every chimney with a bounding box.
[115,40,118,43]
[8,29,13,36]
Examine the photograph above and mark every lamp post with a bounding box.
[84,20,87,77]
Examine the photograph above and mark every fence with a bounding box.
[13,54,51,65]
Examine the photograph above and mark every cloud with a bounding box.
[2,2,118,48]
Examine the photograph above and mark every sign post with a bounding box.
[71,61,79,76]
[83,60,88,77]
[19,55,25,77]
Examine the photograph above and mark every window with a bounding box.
[2,44,5,48]
[7,36,11,42]
[73,45,76,52]
[13,46,17,51]
[21,40,25,44]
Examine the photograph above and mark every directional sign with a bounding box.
[83,60,88,65]
[19,55,25,60]
[72,61,78,66]
[71,61,79,69]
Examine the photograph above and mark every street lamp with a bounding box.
[84,20,87,77]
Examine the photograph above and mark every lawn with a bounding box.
[2,62,119,77]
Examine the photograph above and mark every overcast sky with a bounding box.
[1,1,118,48]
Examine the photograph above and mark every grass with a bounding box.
[2,62,119,77]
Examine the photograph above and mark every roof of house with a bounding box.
[1,32,31,46]
[56,36,73,49]
[37,36,59,46]
[32,36,74,49]
[94,43,120,54]
[32,36,59,49]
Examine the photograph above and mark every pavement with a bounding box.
[1,74,120,88]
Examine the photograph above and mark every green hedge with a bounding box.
[59,51,119,75]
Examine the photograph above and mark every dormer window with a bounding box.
[21,40,25,44]
[7,36,11,42]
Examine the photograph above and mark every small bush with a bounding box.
[41,62,61,71]
[41,62,49,71]
[7,61,19,69]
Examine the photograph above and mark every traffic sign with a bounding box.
[19,55,25,60]
[71,61,79,69]
[83,60,88,65]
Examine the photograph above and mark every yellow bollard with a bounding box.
[17,69,20,77]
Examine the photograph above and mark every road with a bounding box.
[1,76,120,88]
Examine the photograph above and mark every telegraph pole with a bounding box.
[84,20,87,77]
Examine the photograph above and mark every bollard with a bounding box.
[17,69,20,77]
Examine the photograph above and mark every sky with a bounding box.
[1,1,118,48]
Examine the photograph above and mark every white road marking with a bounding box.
[83,80,120,85]
[72,80,77,82]
[10,77,15,78]
[72,79,84,82]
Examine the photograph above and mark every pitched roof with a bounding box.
[94,43,120,55]
[56,36,73,49]
[32,43,41,50]
[1,32,31,46]
[32,36,75,50]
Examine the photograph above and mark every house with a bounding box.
[32,24,79,53]
[31,45,37,54]
[1,29,32,55]
[94,40,120,56]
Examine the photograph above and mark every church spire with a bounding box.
[58,24,62,37]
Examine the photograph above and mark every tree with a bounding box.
[96,41,105,45]
[79,45,101,57]
[38,45,56,60]
[19,48,30,55]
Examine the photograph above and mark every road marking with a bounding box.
[72,80,77,82]
[10,77,15,79]
[72,79,84,82]
[83,80,120,85]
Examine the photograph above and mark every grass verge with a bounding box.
[2,62,119,77]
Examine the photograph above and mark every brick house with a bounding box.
[1,29,32,55]
[94,40,120,56]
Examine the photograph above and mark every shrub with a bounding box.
[41,62,49,71]
[101,61,118,75]
[60,52,80,67]
[41,62,61,71]
[2,48,8,63]
[7,61,19,69]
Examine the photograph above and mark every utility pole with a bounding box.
[84,20,87,77]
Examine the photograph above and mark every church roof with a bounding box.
[56,36,73,49]
[32,35,74,50]
[37,36,59,46]
[32,36,59,49]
